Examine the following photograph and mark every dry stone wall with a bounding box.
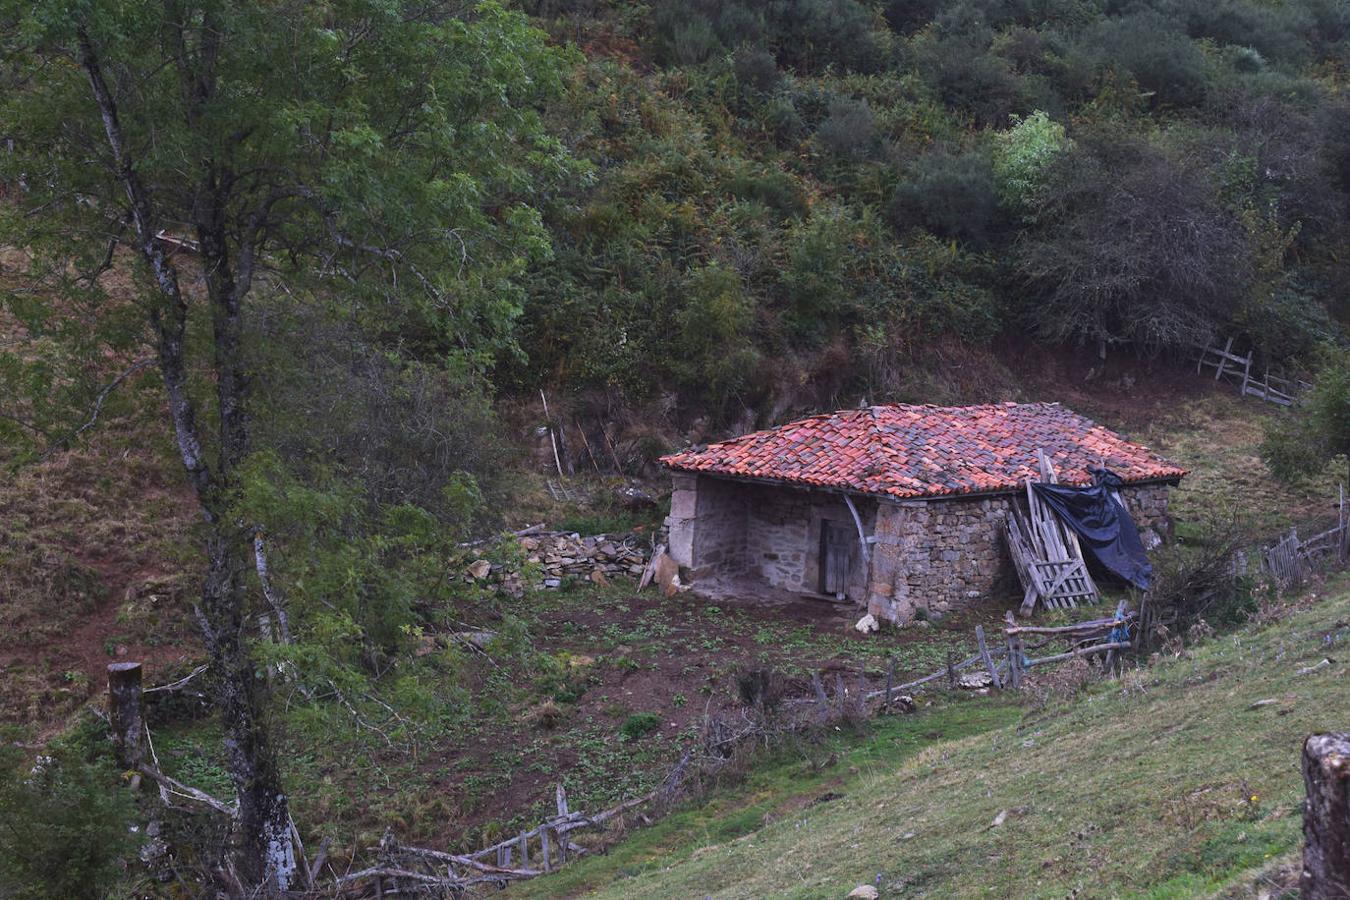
[1118,482,1173,547]
[866,496,1017,623]
[459,531,650,596]
[741,482,873,598]
[866,482,1176,623]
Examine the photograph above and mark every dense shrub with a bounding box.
[727,167,807,219]
[620,711,662,740]
[671,264,761,404]
[733,46,781,95]
[0,739,137,900]
[889,151,1005,247]
[1018,133,1251,349]
[1088,12,1211,108]
[915,37,1030,126]
[1262,344,1350,485]
[992,110,1071,217]
[649,0,886,73]
[814,96,879,161]
[512,0,1349,420]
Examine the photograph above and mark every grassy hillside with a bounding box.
[515,576,1350,898]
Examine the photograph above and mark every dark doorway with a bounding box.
[820,520,854,598]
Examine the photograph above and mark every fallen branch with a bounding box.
[1023,641,1132,668]
[45,357,155,456]
[143,664,209,694]
[395,846,542,878]
[137,763,237,817]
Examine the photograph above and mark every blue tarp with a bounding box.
[1031,469,1153,589]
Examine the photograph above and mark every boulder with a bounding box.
[847,887,879,899]
[958,671,992,690]
[456,630,497,650]
[854,613,878,634]
[467,559,492,579]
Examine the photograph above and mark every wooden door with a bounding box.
[820,521,854,597]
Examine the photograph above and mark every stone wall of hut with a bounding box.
[670,472,1177,624]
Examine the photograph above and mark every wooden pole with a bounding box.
[107,662,145,773]
[601,427,624,476]
[574,419,601,474]
[1302,732,1350,899]
[811,671,830,723]
[1004,612,1023,691]
[842,493,871,566]
[976,625,1001,689]
[540,389,564,478]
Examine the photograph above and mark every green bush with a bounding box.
[0,740,137,900]
[1088,12,1210,108]
[814,96,878,161]
[619,712,662,741]
[992,110,1071,218]
[889,150,1005,247]
[1262,344,1350,485]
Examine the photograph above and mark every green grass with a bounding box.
[1141,394,1340,536]
[512,701,1021,899]
[514,576,1350,899]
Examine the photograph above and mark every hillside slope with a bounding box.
[522,578,1350,898]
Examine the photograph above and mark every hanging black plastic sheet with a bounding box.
[1030,469,1153,589]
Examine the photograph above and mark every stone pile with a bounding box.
[462,531,651,594]
[524,532,650,588]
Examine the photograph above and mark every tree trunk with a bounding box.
[201,531,297,892]
[1302,732,1350,899]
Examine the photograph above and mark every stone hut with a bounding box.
[661,402,1186,623]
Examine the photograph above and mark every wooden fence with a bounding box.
[1193,338,1310,407]
[1262,491,1350,587]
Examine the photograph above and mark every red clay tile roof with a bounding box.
[661,402,1185,500]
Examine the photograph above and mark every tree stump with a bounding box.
[107,662,145,772]
[1302,732,1350,899]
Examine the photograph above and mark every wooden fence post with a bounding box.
[107,662,145,773]
[1302,732,1350,899]
[1003,614,1023,691]
[811,671,830,723]
[976,625,1001,689]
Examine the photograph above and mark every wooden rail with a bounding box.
[1261,486,1350,588]
[1193,338,1310,407]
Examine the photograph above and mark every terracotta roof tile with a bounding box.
[660,402,1186,500]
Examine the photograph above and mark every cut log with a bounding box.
[1301,732,1350,899]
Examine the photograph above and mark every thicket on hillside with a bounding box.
[514,0,1350,424]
